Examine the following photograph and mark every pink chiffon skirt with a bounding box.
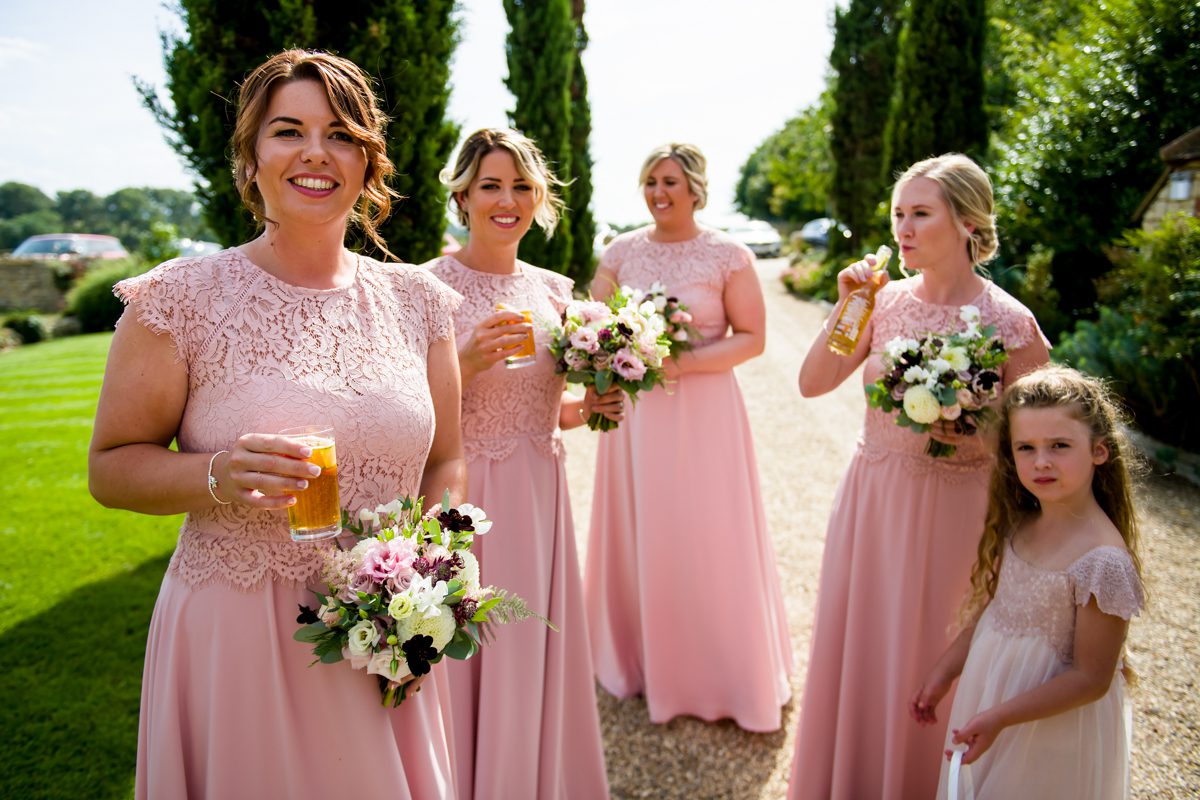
[444,439,608,798]
[585,370,792,732]
[136,570,457,799]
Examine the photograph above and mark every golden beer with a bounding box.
[497,304,536,368]
[280,427,342,542]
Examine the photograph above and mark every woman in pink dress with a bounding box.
[585,142,792,732]
[426,128,615,799]
[89,51,465,799]
[789,153,1051,799]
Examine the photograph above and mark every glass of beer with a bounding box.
[496,302,536,369]
[279,425,341,542]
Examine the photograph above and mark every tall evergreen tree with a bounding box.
[567,0,597,283]
[828,0,901,257]
[137,0,458,262]
[883,0,988,182]
[504,0,576,276]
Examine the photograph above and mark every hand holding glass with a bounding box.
[495,302,536,368]
[279,425,341,542]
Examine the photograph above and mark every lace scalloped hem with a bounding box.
[855,440,994,483]
[463,431,564,464]
[166,534,326,592]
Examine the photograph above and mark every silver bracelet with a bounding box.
[207,450,232,505]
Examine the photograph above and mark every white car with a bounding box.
[726,220,782,258]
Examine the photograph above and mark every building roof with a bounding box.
[1161,125,1200,165]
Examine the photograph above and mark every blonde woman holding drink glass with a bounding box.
[88,51,465,799]
[425,128,614,799]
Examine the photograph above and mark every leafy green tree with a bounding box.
[992,0,1199,322]
[0,182,55,220]
[827,0,901,257]
[55,190,108,234]
[734,100,833,224]
[566,0,596,283]
[883,0,988,180]
[138,0,459,262]
[0,210,64,250]
[504,0,576,276]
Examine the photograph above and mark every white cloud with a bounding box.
[0,36,44,68]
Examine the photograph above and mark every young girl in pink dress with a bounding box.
[90,51,465,799]
[790,154,1050,799]
[426,128,616,799]
[912,365,1144,799]
[586,142,792,732]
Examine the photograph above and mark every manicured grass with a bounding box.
[0,334,181,799]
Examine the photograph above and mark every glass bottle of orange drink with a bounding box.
[826,245,893,356]
[279,425,341,542]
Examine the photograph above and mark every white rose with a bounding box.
[903,385,942,424]
[357,508,381,529]
[347,619,380,657]
[929,358,952,375]
[652,294,668,312]
[903,365,930,384]
[943,347,971,372]
[387,593,415,620]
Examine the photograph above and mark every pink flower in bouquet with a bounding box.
[612,348,647,381]
[669,310,692,325]
[367,650,411,682]
[671,329,689,343]
[570,327,600,353]
[577,300,611,325]
[941,403,963,421]
[956,387,976,408]
[565,349,590,371]
[344,571,378,602]
[363,537,418,585]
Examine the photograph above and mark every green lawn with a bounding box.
[0,333,181,799]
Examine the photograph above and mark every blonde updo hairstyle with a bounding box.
[639,143,708,211]
[231,49,398,256]
[893,153,998,269]
[440,128,565,238]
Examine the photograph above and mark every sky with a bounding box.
[0,0,835,231]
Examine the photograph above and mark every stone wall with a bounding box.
[0,259,67,312]
[1142,159,1200,232]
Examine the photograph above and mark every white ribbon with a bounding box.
[947,743,976,800]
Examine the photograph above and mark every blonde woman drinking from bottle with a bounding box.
[788,153,1050,799]
[425,128,614,799]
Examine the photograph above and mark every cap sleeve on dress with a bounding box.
[416,269,463,344]
[721,238,755,281]
[987,284,1052,352]
[113,259,191,364]
[539,270,575,315]
[597,234,628,285]
[1067,547,1145,620]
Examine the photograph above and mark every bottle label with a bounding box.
[833,295,869,336]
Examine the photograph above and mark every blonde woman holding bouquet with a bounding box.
[585,142,792,732]
[425,128,613,799]
[788,153,1050,799]
[89,51,464,798]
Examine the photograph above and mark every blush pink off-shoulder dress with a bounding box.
[789,277,1049,799]
[117,250,461,800]
[936,544,1143,800]
[585,226,793,732]
[427,255,608,799]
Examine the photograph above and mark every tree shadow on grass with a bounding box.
[0,555,169,800]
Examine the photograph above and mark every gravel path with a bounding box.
[562,257,1200,799]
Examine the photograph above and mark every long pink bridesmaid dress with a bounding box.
[121,250,460,799]
[788,278,1048,799]
[428,255,609,799]
[585,226,792,732]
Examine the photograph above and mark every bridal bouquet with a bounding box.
[630,282,697,357]
[549,285,676,431]
[864,305,1008,458]
[294,493,547,706]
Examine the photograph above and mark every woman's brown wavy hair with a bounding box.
[231,49,398,257]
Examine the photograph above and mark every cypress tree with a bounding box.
[567,0,597,284]
[828,0,902,257]
[137,0,459,262]
[504,0,576,276]
[883,0,988,182]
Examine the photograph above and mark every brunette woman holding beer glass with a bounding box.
[425,127,613,799]
[89,50,465,798]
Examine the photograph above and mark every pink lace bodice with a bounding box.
[858,278,1047,479]
[426,255,573,463]
[599,226,754,348]
[985,542,1144,664]
[115,249,461,591]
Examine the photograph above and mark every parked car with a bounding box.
[799,217,851,248]
[176,239,223,258]
[12,233,129,261]
[726,219,783,258]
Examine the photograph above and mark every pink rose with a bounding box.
[611,348,647,381]
[941,403,962,420]
[565,349,590,371]
[956,387,978,409]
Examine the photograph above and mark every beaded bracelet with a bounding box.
[207,450,232,505]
